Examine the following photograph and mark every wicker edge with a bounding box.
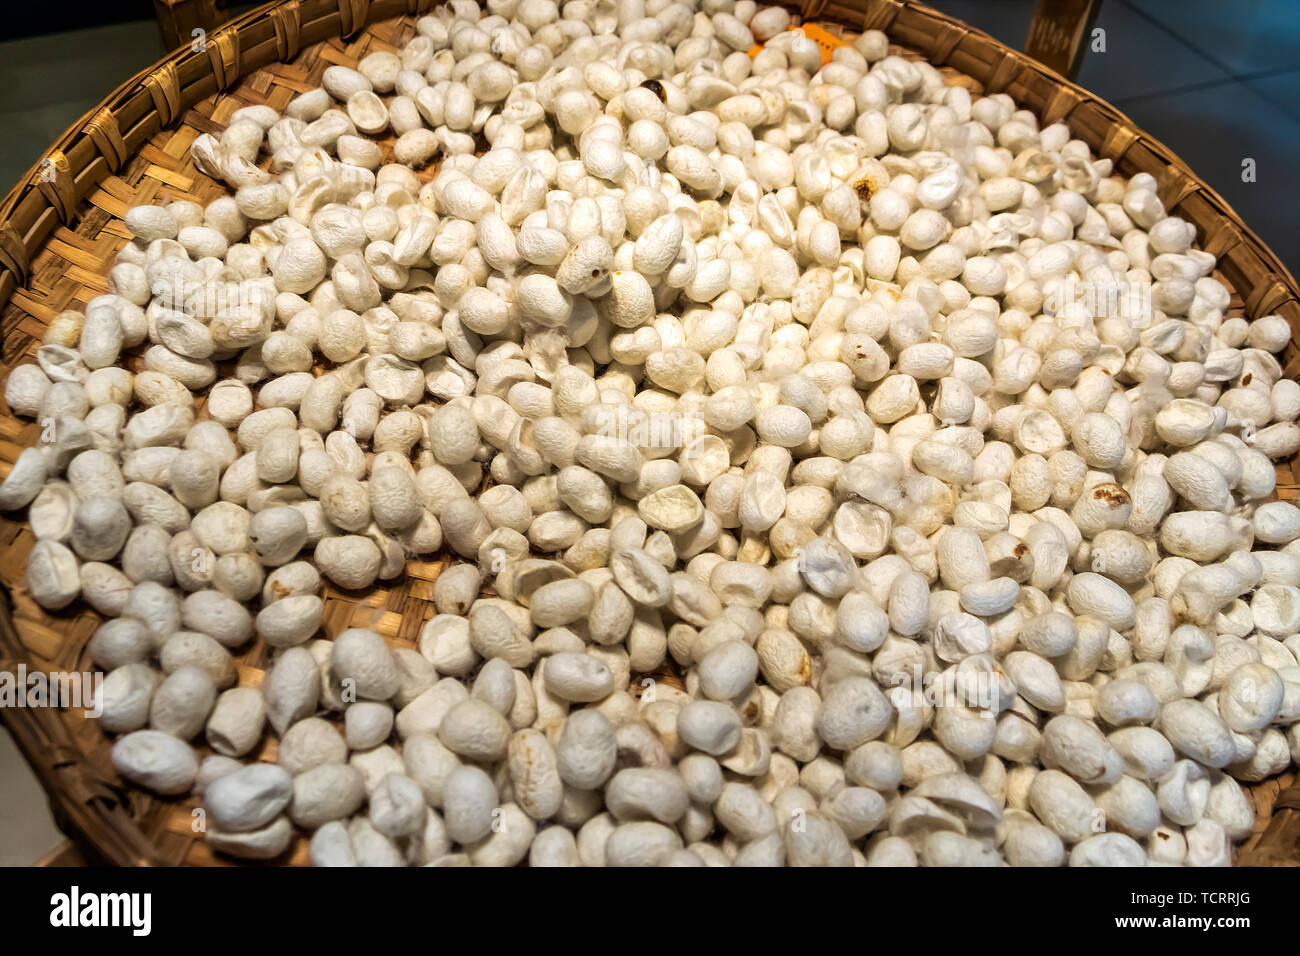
[0,0,430,311]
[0,589,161,864]
[0,0,1297,865]
[0,0,440,868]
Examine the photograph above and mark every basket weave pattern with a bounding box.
[0,0,1297,865]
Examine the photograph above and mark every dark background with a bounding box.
[7,1,156,39]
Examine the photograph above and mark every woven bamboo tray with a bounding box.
[1,0,1298,866]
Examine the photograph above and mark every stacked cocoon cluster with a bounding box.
[6,0,1300,866]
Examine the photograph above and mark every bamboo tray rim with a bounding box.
[0,0,1298,866]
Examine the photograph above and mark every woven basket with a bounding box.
[1,0,1298,866]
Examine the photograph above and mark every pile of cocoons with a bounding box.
[7,0,1300,867]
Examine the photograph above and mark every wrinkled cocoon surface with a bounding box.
[7,0,1300,868]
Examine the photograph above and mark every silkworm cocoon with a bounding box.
[1251,421,1300,459]
[999,650,1065,713]
[1154,398,1217,446]
[1160,699,1236,768]
[1062,571,1136,632]
[1069,481,1131,537]
[1218,662,1284,732]
[632,214,684,277]
[148,665,217,741]
[1254,500,1300,544]
[361,466,421,535]
[911,438,973,486]
[633,483,701,534]
[252,594,323,648]
[1036,715,1124,786]
[274,719,347,781]
[27,539,81,610]
[815,677,892,751]
[327,628,399,702]
[1158,511,1248,563]
[203,687,267,757]
[644,347,706,393]
[539,651,613,702]
[94,660,162,740]
[204,764,294,834]
[957,576,1018,618]
[432,696,509,762]
[1251,584,1300,638]
[1163,452,1231,512]
[5,363,54,419]
[891,341,952,382]
[552,235,613,296]
[574,435,644,484]
[159,627,236,688]
[111,730,199,795]
[1084,529,1151,585]
[1027,769,1096,844]
[897,207,948,250]
[363,772,424,839]
[27,482,78,547]
[246,507,308,567]
[287,764,366,830]
[0,448,47,510]
[598,547,666,609]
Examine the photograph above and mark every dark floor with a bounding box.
[0,1,1297,864]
